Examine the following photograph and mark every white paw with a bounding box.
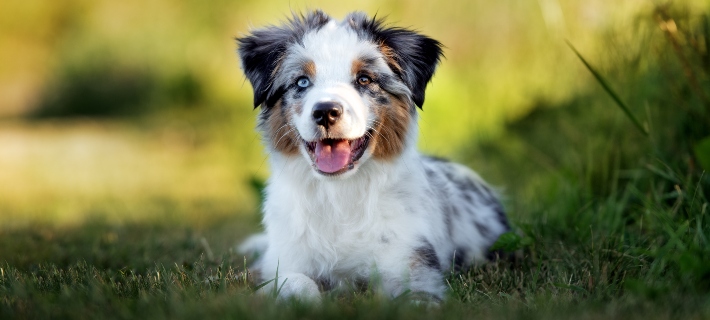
[256,272,321,302]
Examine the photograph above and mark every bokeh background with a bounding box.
[1,0,708,254]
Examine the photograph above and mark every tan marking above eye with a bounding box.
[303,60,316,77]
[351,59,365,76]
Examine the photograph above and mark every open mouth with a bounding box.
[303,131,371,175]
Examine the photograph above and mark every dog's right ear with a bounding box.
[237,28,291,109]
[237,11,331,109]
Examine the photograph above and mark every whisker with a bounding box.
[370,127,391,145]
[372,118,403,144]
[370,120,397,141]
[273,123,290,138]
[274,127,296,149]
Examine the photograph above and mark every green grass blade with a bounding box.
[252,278,274,292]
[276,278,288,297]
[566,40,649,136]
[273,260,280,297]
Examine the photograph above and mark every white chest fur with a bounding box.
[260,150,445,280]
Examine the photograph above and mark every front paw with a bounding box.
[256,272,322,302]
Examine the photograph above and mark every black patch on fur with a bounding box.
[475,182,511,231]
[237,11,330,108]
[346,12,444,109]
[444,204,453,238]
[441,167,511,238]
[474,221,492,239]
[462,191,473,204]
[376,73,408,98]
[380,234,390,244]
[375,96,390,105]
[354,83,374,96]
[477,183,495,204]
[423,162,456,240]
[316,277,333,291]
[256,95,288,130]
[428,178,454,239]
[256,101,274,126]
[443,168,457,183]
[291,87,307,100]
[423,165,437,181]
[414,239,440,270]
[460,177,481,197]
[494,202,511,231]
[452,247,466,271]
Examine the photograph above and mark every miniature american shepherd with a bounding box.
[236,10,510,301]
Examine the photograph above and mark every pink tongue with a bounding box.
[315,140,351,173]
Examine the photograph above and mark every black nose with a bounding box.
[312,102,343,129]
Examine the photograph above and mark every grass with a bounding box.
[2,162,709,319]
[2,1,710,319]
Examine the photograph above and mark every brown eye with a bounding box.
[357,75,372,86]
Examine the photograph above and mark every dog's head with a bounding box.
[237,11,443,178]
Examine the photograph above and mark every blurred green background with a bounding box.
[0,0,707,228]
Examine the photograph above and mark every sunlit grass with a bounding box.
[0,119,262,227]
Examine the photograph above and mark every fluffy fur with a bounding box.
[236,10,510,301]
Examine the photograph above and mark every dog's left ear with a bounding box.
[237,28,292,109]
[237,11,331,109]
[349,13,444,108]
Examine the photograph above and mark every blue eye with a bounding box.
[296,77,310,88]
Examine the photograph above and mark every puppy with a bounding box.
[236,10,510,301]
